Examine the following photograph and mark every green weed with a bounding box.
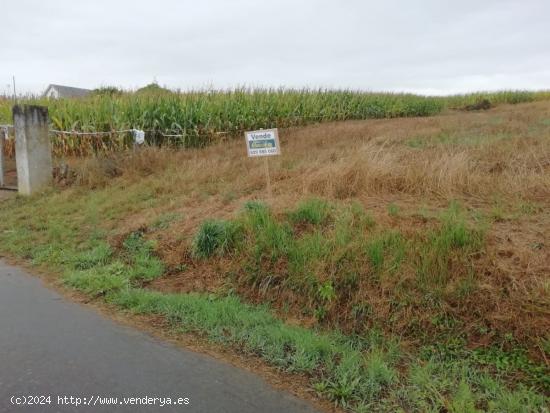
[192,219,242,258]
[150,212,181,231]
[64,262,129,296]
[288,231,329,282]
[416,203,484,290]
[243,205,293,261]
[123,232,165,281]
[366,230,406,277]
[387,203,400,217]
[290,198,332,226]
[71,242,112,270]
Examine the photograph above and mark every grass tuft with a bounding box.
[64,262,129,296]
[123,232,165,281]
[192,219,242,258]
[290,198,332,226]
[71,242,112,270]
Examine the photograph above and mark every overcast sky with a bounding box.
[2,0,550,95]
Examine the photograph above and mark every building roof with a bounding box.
[44,84,91,98]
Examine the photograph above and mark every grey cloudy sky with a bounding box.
[2,0,549,95]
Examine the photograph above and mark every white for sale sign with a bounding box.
[245,128,281,157]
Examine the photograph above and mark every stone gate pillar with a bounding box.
[13,105,53,195]
[0,126,5,188]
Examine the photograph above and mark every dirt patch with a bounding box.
[481,217,550,348]
[0,188,16,201]
[149,254,232,295]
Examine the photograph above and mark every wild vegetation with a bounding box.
[1,88,550,156]
[0,99,548,412]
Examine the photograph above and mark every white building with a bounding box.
[43,84,91,99]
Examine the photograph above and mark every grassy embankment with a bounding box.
[0,98,549,412]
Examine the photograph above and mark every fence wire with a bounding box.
[1,113,344,157]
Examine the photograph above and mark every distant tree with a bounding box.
[92,86,123,96]
[136,82,172,95]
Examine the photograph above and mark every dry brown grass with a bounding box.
[66,101,549,202]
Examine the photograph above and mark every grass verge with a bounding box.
[0,194,547,412]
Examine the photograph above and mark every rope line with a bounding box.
[48,129,135,136]
[1,126,257,143]
[0,113,363,139]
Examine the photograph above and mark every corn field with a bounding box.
[1,88,549,157]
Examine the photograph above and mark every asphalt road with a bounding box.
[0,260,320,413]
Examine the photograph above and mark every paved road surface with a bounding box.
[0,260,320,413]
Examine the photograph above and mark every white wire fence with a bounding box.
[1,113,337,157]
[0,112,350,141]
[1,125,216,156]
[2,124,253,141]
[1,123,276,156]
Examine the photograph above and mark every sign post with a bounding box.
[264,156,272,199]
[244,128,281,200]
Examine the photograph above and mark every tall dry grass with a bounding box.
[69,101,550,203]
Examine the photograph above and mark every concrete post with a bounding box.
[13,105,53,195]
[0,127,5,187]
